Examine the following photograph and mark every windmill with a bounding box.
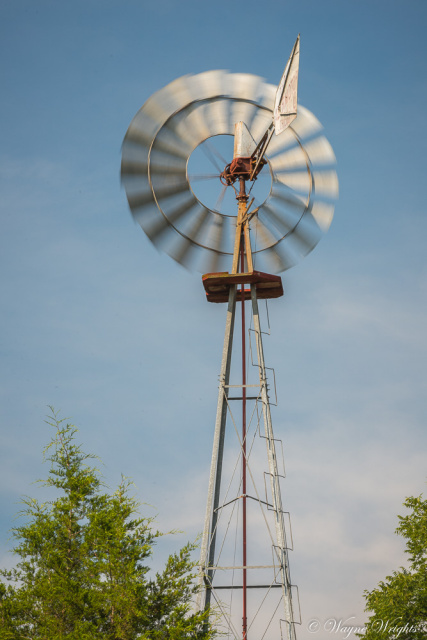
[121,35,338,640]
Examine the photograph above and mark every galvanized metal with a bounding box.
[198,282,298,640]
[121,70,338,274]
[197,283,237,612]
[274,34,300,136]
[250,285,297,640]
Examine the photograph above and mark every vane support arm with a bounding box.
[250,124,274,181]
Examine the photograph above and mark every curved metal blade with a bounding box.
[150,125,192,159]
[127,188,156,212]
[168,205,211,266]
[251,216,294,271]
[291,105,323,140]
[141,74,199,130]
[128,177,188,212]
[310,200,335,232]
[303,135,336,166]
[202,97,233,136]
[121,158,186,177]
[287,211,322,256]
[126,125,188,160]
[269,182,308,213]
[255,81,275,111]
[262,243,297,272]
[123,111,161,150]
[145,195,197,244]
[313,170,339,199]
[269,144,306,171]
[249,106,276,145]
[229,73,264,127]
[274,169,311,194]
[189,69,231,100]
[264,126,295,157]
[204,212,225,255]
[259,202,299,238]
[176,71,232,143]
[231,101,259,136]
[269,135,336,172]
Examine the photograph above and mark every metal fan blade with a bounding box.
[203,213,224,270]
[310,200,335,232]
[145,195,197,245]
[251,216,294,271]
[262,243,297,272]
[264,126,295,157]
[150,125,193,160]
[160,105,207,154]
[128,178,188,212]
[121,158,186,177]
[190,69,231,100]
[231,101,259,137]
[259,202,298,238]
[203,97,233,136]
[123,110,163,151]
[313,170,339,199]
[123,125,154,154]
[229,73,264,127]
[168,206,211,266]
[288,211,322,256]
[229,73,264,100]
[269,144,306,171]
[177,71,232,142]
[249,106,276,144]
[127,189,156,212]
[291,105,323,140]
[167,71,232,144]
[126,125,188,160]
[274,169,311,194]
[270,135,336,172]
[269,183,308,213]
[251,213,279,252]
[255,81,276,110]
[302,136,336,166]
[141,74,197,130]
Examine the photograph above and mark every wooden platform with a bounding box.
[202,271,284,303]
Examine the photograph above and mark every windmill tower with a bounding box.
[121,36,338,640]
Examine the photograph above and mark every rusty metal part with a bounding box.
[220,156,267,186]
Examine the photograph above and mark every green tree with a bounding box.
[0,411,214,639]
[358,492,427,640]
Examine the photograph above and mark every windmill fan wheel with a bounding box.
[121,70,338,274]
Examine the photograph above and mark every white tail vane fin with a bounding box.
[274,34,300,136]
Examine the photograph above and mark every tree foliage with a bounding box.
[0,411,214,639]
[359,492,427,640]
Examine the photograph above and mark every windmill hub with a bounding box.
[187,134,272,218]
[220,154,267,187]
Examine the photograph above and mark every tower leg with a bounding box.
[198,284,237,611]
[251,285,296,640]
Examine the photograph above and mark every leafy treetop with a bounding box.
[0,410,215,640]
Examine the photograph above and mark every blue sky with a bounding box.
[1,1,426,638]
